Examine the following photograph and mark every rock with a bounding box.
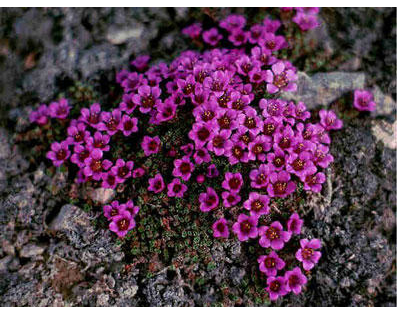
[89,188,116,204]
[106,27,143,45]
[281,71,366,109]
[372,85,396,118]
[0,255,12,272]
[371,120,397,149]
[19,244,45,258]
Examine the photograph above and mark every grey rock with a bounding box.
[89,188,116,204]
[19,244,45,258]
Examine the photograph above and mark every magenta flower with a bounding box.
[180,143,194,156]
[284,267,308,295]
[248,135,272,161]
[222,172,243,192]
[198,187,219,212]
[287,212,304,235]
[303,171,326,193]
[119,115,138,136]
[286,151,317,180]
[125,200,140,217]
[319,109,343,130]
[296,238,322,271]
[266,276,288,301]
[238,107,263,135]
[265,61,298,94]
[232,214,258,242]
[182,23,202,39]
[259,221,291,250]
[248,24,266,44]
[46,141,71,167]
[109,210,135,238]
[224,140,249,165]
[167,178,188,198]
[110,159,134,184]
[121,72,144,93]
[101,171,118,189]
[212,218,229,238]
[70,144,90,168]
[249,163,274,189]
[273,124,297,151]
[83,148,112,181]
[267,147,288,169]
[132,85,162,114]
[48,98,70,119]
[188,122,215,148]
[173,156,195,181]
[29,104,49,125]
[148,173,165,194]
[293,12,320,31]
[251,46,277,67]
[207,129,231,156]
[293,101,311,121]
[98,109,122,136]
[263,17,281,33]
[311,144,334,168]
[231,127,255,148]
[80,103,101,127]
[193,147,211,165]
[257,251,285,277]
[221,191,241,208]
[66,122,90,145]
[202,28,223,46]
[353,89,376,112]
[131,55,150,71]
[132,167,145,178]
[219,14,246,31]
[228,29,248,46]
[155,99,177,123]
[216,109,239,131]
[196,174,205,184]
[267,170,296,198]
[243,192,270,217]
[119,93,138,114]
[103,201,125,221]
[260,99,287,121]
[206,164,219,178]
[141,135,161,156]
[259,32,286,52]
[86,132,110,152]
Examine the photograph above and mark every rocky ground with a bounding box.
[0,8,395,306]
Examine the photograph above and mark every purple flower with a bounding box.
[353,89,376,112]
[294,101,311,121]
[267,147,288,170]
[80,103,101,127]
[119,115,138,136]
[109,210,135,238]
[249,163,274,189]
[222,172,243,192]
[303,171,326,193]
[70,144,90,168]
[177,74,196,97]
[219,14,246,31]
[103,201,125,221]
[296,238,322,270]
[180,143,194,156]
[221,191,241,208]
[125,200,140,217]
[212,218,229,238]
[263,17,281,33]
[121,72,144,93]
[86,132,110,152]
[182,23,202,39]
[132,85,162,114]
[193,147,211,165]
[207,129,231,156]
[248,135,272,161]
[266,276,288,301]
[66,122,90,145]
[131,55,150,71]
[293,12,320,31]
[155,99,177,123]
[173,156,195,181]
[232,214,258,242]
[198,187,219,212]
[257,251,285,277]
[284,267,308,295]
[319,109,343,130]
[311,144,334,168]
[244,192,270,217]
[286,151,317,180]
[251,46,277,66]
[110,159,134,184]
[167,178,188,198]
[259,221,291,250]
[142,135,161,156]
[267,170,296,198]
[206,164,219,178]
[202,28,223,46]
[48,98,70,119]
[237,107,263,135]
[148,173,165,194]
[260,99,287,121]
[83,148,112,181]
[228,29,248,46]
[46,141,71,167]
[259,32,286,52]
[224,140,249,165]
[101,171,118,189]
[133,167,145,178]
[188,122,215,148]
[196,174,205,184]
[248,24,266,44]
[265,61,298,94]
[273,125,297,151]
[287,213,304,235]
[98,109,122,136]
[216,109,239,131]
[119,93,138,114]
[29,104,49,125]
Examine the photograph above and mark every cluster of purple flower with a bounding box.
[28,9,354,301]
[281,7,321,31]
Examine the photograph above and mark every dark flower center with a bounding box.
[218,93,230,107]
[202,110,214,121]
[154,180,162,190]
[292,158,305,171]
[273,73,288,88]
[180,162,191,174]
[91,160,103,173]
[173,184,182,193]
[273,156,285,168]
[142,95,155,108]
[253,143,264,154]
[212,135,224,148]
[110,207,118,216]
[107,175,116,186]
[256,173,267,184]
[242,63,252,74]
[358,97,368,107]
[303,130,312,140]
[302,247,314,260]
[263,123,276,135]
[124,120,134,130]
[229,178,241,190]
[240,220,252,234]
[106,118,118,131]
[232,99,244,110]
[197,127,210,141]
[205,195,217,206]
[274,181,287,194]
[260,54,268,64]
[148,140,158,151]
[78,150,89,162]
[183,83,194,95]
[279,137,291,149]
[88,113,100,124]
[216,223,225,232]
[227,194,236,203]
[218,115,231,129]
[244,117,256,129]
[305,175,317,186]
[266,227,280,240]
[265,257,276,268]
[232,146,243,158]
[265,40,276,50]
[56,149,67,160]
[118,166,128,178]
[74,131,84,142]
[269,280,281,292]
[240,134,251,145]
[117,218,129,231]
[252,200,263,212]
[289,275,300,287]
